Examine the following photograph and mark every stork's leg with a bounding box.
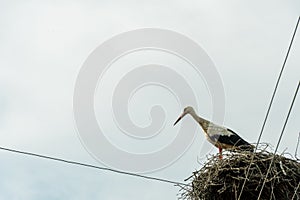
[218,147,223,159]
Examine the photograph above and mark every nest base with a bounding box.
[180,147,300,200]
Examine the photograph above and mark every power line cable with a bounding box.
[0,146,190,187]
[295,132,300,160]
[257,81,299,199]
[238,16,300,200]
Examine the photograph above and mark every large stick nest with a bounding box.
[179,145,300,200]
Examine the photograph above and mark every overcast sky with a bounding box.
[0,1,299,199]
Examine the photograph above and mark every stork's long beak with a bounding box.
[173,112,186,126]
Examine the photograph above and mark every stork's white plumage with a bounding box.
[174,106,253,159]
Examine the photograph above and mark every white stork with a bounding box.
[173,106,253,159]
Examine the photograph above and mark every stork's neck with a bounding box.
[189,111,210,132]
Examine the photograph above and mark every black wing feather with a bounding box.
[225,129,250,146]
[216,129,253,151]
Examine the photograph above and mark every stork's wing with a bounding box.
[215,129,253,151]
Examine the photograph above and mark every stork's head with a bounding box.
[173,106,195,126]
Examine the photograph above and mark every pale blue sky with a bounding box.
[0,1,299,199]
